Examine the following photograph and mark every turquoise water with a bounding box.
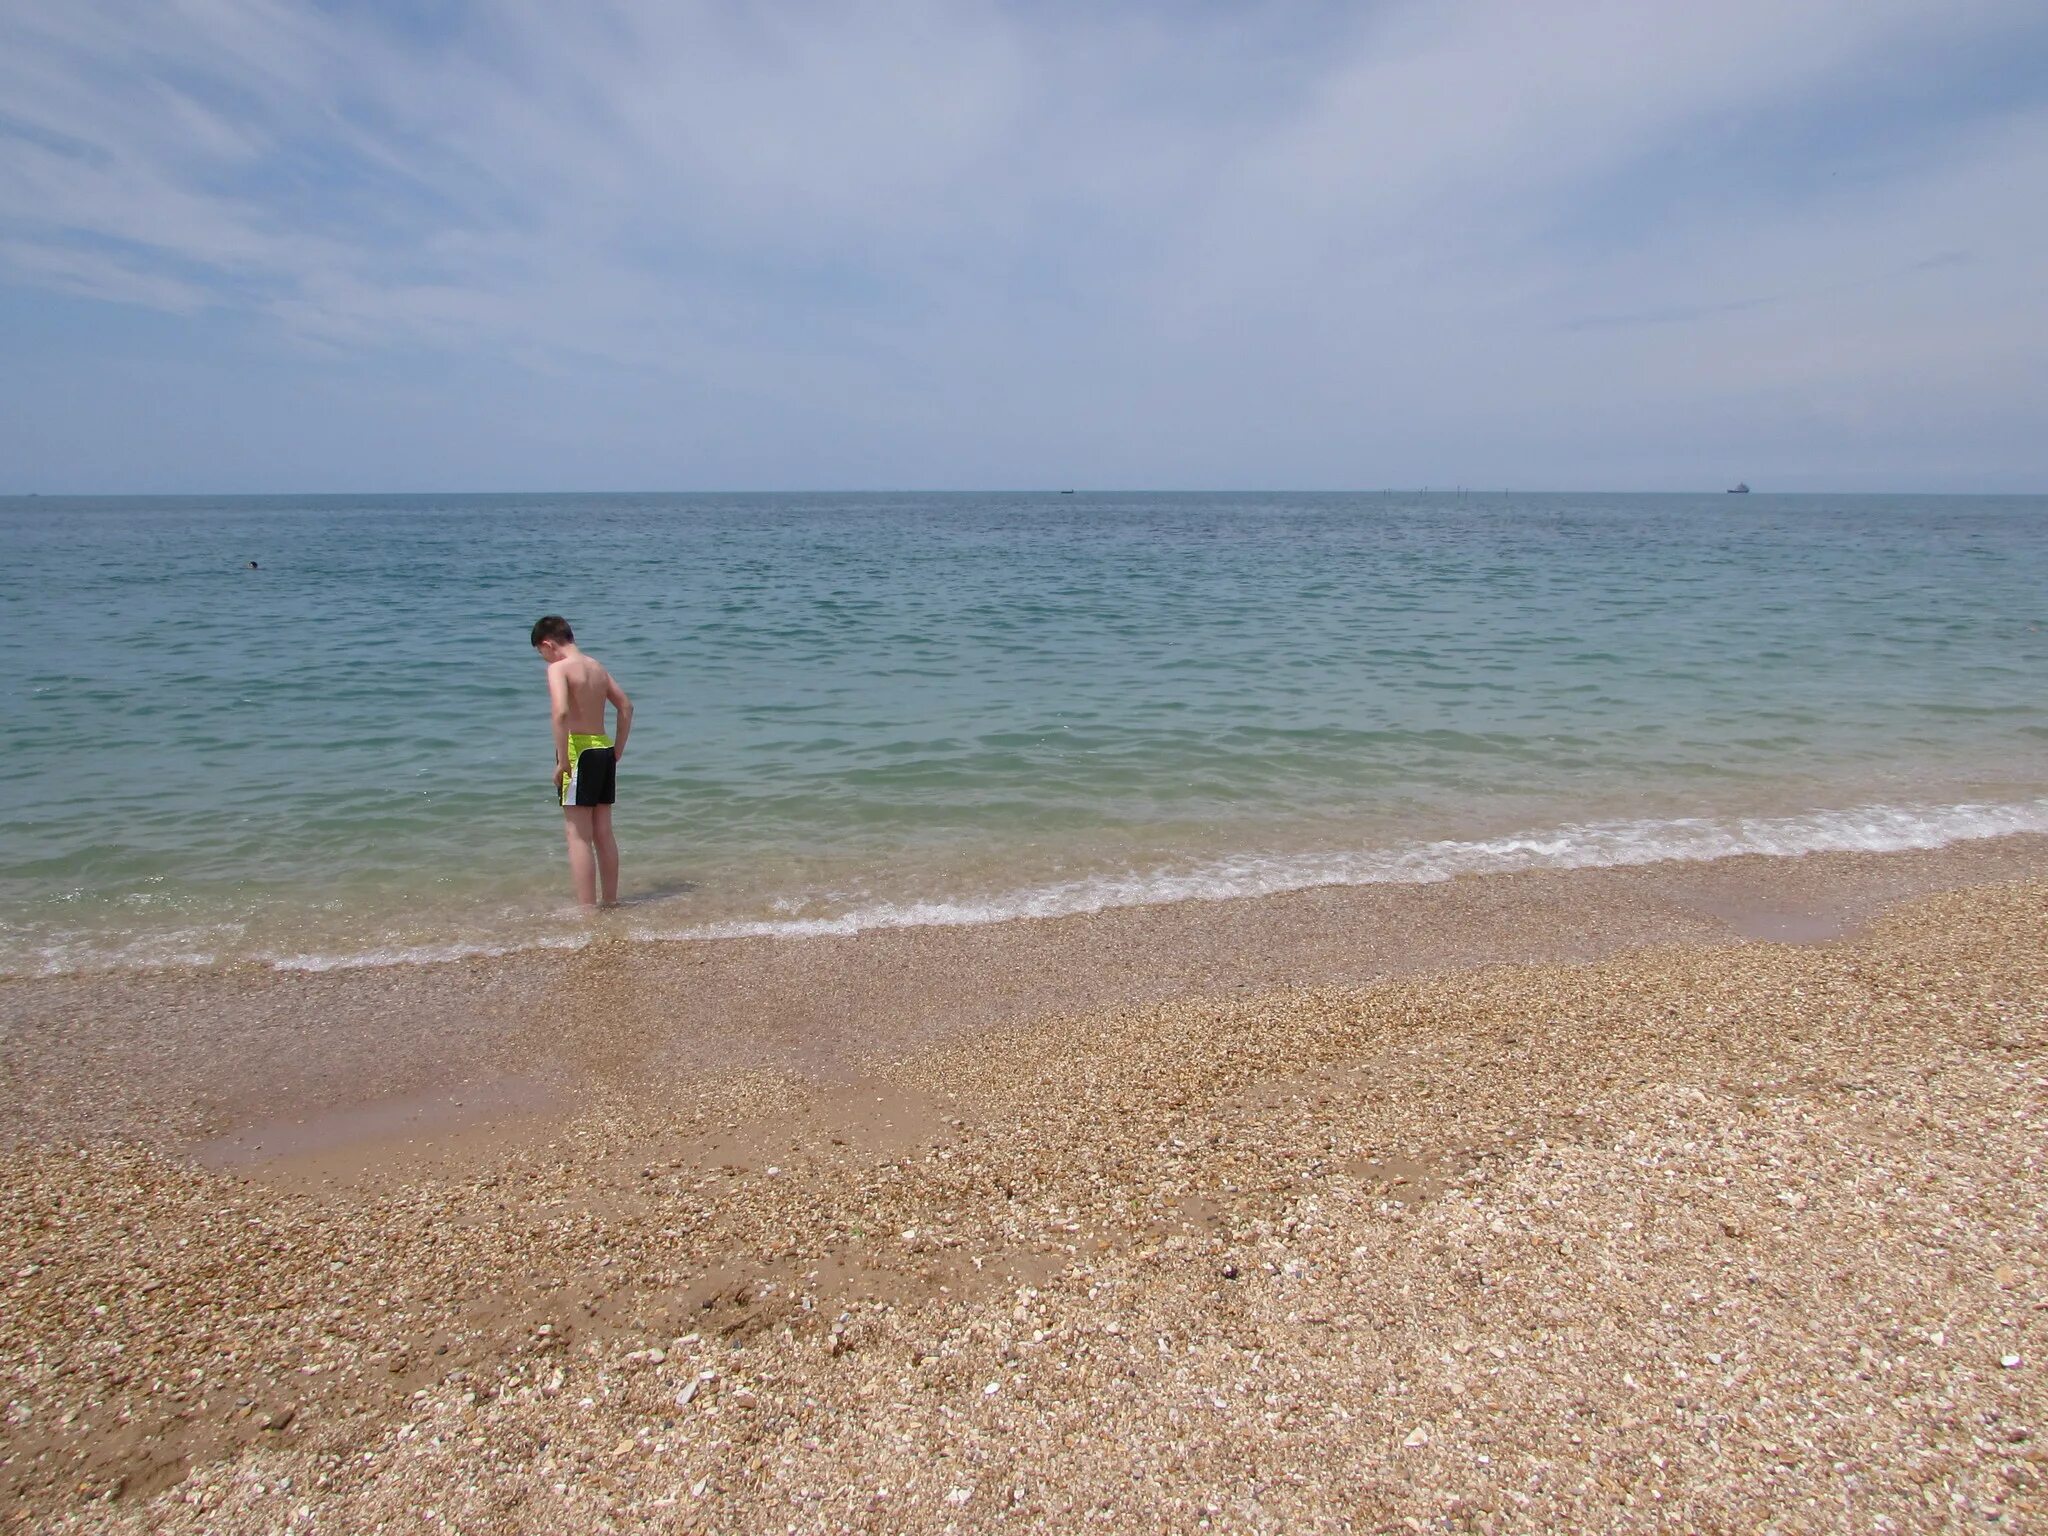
[1,491,2043,974]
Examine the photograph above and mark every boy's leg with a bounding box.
[591,803,620,906]
[562,807,599,907]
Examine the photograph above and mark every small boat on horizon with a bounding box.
[1727,482,1750,494]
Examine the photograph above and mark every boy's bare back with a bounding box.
[547,652,621,737]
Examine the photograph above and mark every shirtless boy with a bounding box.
[530,616,633,907]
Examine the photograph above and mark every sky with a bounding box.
[1,0,2045,493]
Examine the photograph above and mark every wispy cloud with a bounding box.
[1564,296,1785,333]
[1,0,2044,489]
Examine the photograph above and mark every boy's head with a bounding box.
[530,614,574,661]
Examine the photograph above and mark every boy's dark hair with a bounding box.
[530,615,574,647]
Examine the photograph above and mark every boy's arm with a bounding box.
[606,672,634,759]
[547,663,572,786]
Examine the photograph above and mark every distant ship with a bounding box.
[1727,482,1750,494]
[1059,489,1075,494]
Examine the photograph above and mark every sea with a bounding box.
[1,491,2042,976]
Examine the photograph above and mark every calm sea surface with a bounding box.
[1,491,2042,974]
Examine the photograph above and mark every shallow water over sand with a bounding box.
[2,490,2043,973]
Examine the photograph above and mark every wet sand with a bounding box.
[4,834,2045,1154]
[2,840,2045,1530]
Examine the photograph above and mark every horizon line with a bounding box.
[4,486,2044,500]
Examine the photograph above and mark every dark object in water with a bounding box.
[247,560,260,569]
[1059,489,1076,494]
[1727,482,1750,494]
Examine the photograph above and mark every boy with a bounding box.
[530,615,633,907]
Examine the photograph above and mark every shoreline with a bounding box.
[3,832,2046,1157]
[10,788,2047,981]
[0,843,2041,1527]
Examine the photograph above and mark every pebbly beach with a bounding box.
[3,837,2044,1532]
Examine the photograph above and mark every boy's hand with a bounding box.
[554,762,568,795]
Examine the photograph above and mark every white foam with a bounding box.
[2,926,592,978]
[259,931,594,973]
[11,795,2046,975]
[637,796,2048,944]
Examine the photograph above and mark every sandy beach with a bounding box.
[3,840,2045,1531]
